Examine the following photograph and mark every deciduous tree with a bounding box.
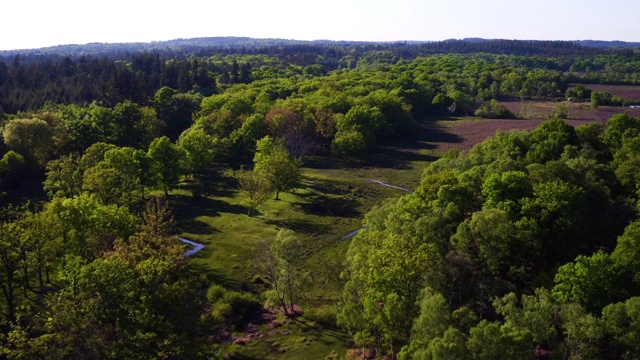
[148,136,185,196]
[253,136,300,200]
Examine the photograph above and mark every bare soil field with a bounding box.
[432,119,549,153]
[498,100,640,123]
[430,101,640,154]
[568,84,640,100]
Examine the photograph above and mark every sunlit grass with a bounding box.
[169,122,441,358]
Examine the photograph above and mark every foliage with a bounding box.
[340,116,640,357]
[474,99,515,119]
[237,170,274,216]
[253,136,301,200]
[257,229,306,316]
[553,251,637,313]
[147,136,185,196]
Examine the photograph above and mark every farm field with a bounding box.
[568,83,640,100]
[499,99,640,122]
[434,117,596,153]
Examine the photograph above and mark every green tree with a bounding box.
[253,136,301,200]
[82,166,128,205]
[338,104,387,146]
[0,151,25,188]
[230,113,267,155]
[612,221,640,281]
[553,251,636,313]
[112,196,183,264]
[603,113,640,151]
[237,171,274,216]
[258,229,305,316]
[2,118,53,167]
[148,136,185,196]
[0,221,24,323]
[398,288,454,359]
[601,297,640,358]
[102,146,154,200]
[331,130,368,158]
[54,194,137,259]
[43,154,83,198]
[80,142,117,169]
[21,210,64,290]
[467,320,533,360]
[153,87,202,140]
[559,302,604,359]
[493,289,560,345]
[177,126,217,179]
[452,208,534,280]
[111,101,164,148]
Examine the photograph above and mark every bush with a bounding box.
[474,100,515,119]
[331,130,368,157]
[206,284,262,328]
[206,284,226,303]
[565,84,591,100]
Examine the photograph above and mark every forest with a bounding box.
[1,38,640,359]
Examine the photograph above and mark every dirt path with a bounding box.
[369,180,414,193]
[179,237,205,256]
[342,227,367,240]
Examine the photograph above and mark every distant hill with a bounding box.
[1,37,638,61]
[460,38,640,48]
[0,37,379,57]
[575,40,640,48]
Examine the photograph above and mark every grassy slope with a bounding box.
[169,122,452,359]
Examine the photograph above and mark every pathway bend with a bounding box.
[179,237,205,256]
[368,180,413,193]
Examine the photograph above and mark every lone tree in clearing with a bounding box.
[253,136,301,200]
[237,170,274,216]
[258,229,308,316]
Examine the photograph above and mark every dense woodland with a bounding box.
[1,38,640,358]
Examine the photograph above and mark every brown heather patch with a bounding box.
[430,101,640,154]
[569,84,640,100]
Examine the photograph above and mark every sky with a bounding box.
[2,0,639,51]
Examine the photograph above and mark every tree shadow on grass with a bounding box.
[263,218,330,236]
[299,176,351,197]
[294,192,359,218]
[304,121,460,171]
[188,262,242,291]
[181,168,239,198]
[291,317,350,342]
[168,194,246,234]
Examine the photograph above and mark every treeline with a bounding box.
[1,38,631,60]
[3,40,640,114]
[0,53,221,114]
[339,114,640,358]
[4,52,640,175]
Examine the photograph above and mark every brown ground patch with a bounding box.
[498,100,640,123]
[431,114,629,154]
[433,119,545,153]
[568,84,640,100]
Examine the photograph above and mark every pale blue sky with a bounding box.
[2,0,639,50]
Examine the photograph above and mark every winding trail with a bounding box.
[368,180,414,194]
[341,226,367,240]
[179,237,205,257]
[341,180,415,239]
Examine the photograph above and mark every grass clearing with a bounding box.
[168,121,460,358]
